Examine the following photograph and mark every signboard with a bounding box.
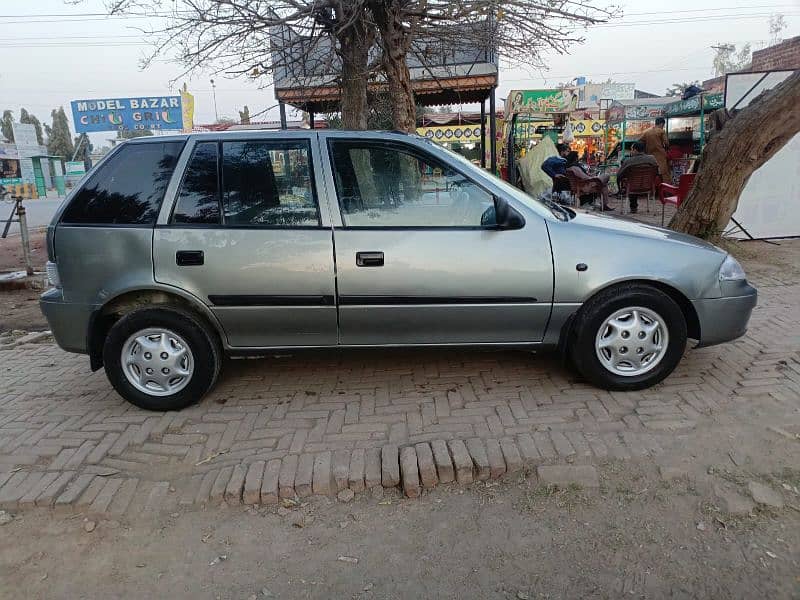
[70,96,184,133]
[664,93,725,117]
[513,120,605,138]
[11,122,42,183]
[65,161,86,176]
[506,89,579,117]
[417,125,484,142]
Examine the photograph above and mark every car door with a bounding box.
[153,134,337,348]
[323,135,553,346]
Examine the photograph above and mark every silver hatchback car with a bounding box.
[41,131,756,410]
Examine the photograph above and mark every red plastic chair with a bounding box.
[659,173,696,225]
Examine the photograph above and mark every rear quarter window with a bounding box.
[61,141,185,225]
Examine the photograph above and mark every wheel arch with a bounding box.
[88,287,225,371]
[559,278,701,353]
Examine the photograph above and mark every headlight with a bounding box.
[719,255,746,281]
[46,261,62,288]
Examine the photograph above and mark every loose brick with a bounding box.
[464,438,491,481]
[225,464,246,505]
[537,465,599,489]
[381,445,400,488]
[278,455,298,498]
[431,439,454,484]
[399,446,420,498]
[364,448,382,489]
[500,438,523,473]
[312,451,335,496]
[348,448,366,493]
[332,449,350,492]
[484,439,506,479]
[447,439,473,485]
[210,466,234,504]
[261,459,281,504]
[195,471,217,505]
[516,433,541,463]
[414,442,438,489]
[295,454,315,497]
[243,461,265,505]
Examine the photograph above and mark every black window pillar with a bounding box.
[308,111,315,130]
[480,99,487,169]
[279,102,287,130]
[489,87,497,174]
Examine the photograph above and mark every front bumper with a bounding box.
[39,288,94,354]
[691,281,757,348]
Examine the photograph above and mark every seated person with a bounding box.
[565,151,614,211]
[540,143,570,192]
[617,141,659,213]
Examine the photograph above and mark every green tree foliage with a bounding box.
[1,110,14,142]
[665,81,701,97]
[116,129,154,139]
[45,107,75,159]
[19,108,45,145]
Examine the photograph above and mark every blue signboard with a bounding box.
[71,96,183,133]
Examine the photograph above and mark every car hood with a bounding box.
[566,210,725,254]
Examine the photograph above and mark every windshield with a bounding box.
[429,139,571,221]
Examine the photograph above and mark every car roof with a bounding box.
[125,129,414,144]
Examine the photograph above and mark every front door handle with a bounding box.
[176,250,204,266]
[356,251,384,267]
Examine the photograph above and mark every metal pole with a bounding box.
[699,97,706,152]
[279,102,288,130]
[308,111,315,130]
[210,79,219,122]
[16,199,33,276]
[480,100,486,169]
[489,88,497,174]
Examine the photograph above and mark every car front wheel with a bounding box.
[570,284,687,391]
[103,306,222,411]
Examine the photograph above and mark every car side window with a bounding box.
[221,140,319,227]
[61,141,184,225]
[172,142,220,225]
[328,139,495,227]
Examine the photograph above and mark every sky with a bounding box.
[0,0,798,147]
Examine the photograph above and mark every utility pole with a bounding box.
[210,79,219,122]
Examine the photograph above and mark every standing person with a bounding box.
[639,117,670,182]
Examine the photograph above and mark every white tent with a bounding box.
[726,70,799,240]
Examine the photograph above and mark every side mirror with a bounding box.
[492,196,525,230]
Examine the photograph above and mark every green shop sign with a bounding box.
[507,89,579,116]
[665,93,724,117]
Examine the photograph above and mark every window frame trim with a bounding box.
[325,137,506,230]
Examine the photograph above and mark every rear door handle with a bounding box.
[356,251,384,267]
[176,250,204,266]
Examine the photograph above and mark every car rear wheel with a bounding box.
[570,284,687,391]
[103,306,222,411]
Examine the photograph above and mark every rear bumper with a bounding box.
[39,288,94,354]
[692,283,757,348]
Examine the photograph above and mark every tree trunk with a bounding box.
[337,16,372,130]
[669,71,800,239]
[372,1,418,133]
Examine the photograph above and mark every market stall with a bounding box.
[603,97,673,164]
[663,92,724,182]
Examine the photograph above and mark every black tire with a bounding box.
[103,306,222,411]
[569,284,687,391]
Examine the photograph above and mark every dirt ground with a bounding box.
[0,228,49,332]
[1,405,798,600]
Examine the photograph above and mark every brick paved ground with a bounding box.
[1,232,798,519]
